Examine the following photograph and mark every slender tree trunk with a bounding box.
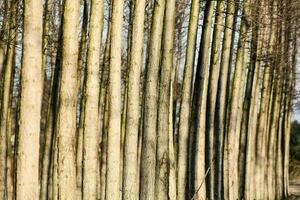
[99,21,111,200]
[255,3,277,198]
[100,94,108,200]
[0,0,12,80]
[76,2,89,196]
[214,1,237,198]
[140,1,165,199]
[105,0,124,199]
[16,0,43,199]
[224,0,250,198]
[56,0,81,199]
[205,1,225,199]
[82,0,104,199]
[190,1,216,199]
[122,0,145,199]
[169,64,177,200]
[155,0,175,199]
[238,1,260,197]
[177,0,200,199]
[0,1,13,198]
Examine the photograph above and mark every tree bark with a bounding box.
[16,0,43,199]
[140,1,165,199]
[82,0,104,199]
[205,1,225,198]
[56,0,81,199]
[105,0,124,199]
[177,0,200,199]
[155,0,175,199]
[190,1,216,199]
[122,0,145,199]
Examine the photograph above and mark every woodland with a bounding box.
[0,0,299,200]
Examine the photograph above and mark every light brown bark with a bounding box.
[56,0,81,199]
[16,0,43,199]
[140,1,165,199]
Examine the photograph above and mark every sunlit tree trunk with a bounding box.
[224,0,251,198]
[122,0,145,199]
[140,1,165,199]
[76,2,89,196]
[206,1,225,198]
[82,0,104,199]
[215,1,237,198]
[56,0,81,199]
[239,1,260,197]
[177,0,200,199]
[105,0,124,199]
[16,0,43,199]
[255,2,276,199]
[190,1,216,199]
[155,0,175,199]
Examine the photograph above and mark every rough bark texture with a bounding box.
[105,0,124,199]
[177,0,200,199]
[56,0,81,199]
[82,0,104,199]
[206,1,225,198]
[155,0,175,199]
[140,1,165,200]
[16,0,43,199]
[190,1,216,199]
[122,0,145,199]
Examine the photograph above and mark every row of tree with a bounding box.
[0,0,299,199]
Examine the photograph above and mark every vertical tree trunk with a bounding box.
[122,0,145,199]
[224,0,250,198]
[177,0,200,199]
[140,0,165,199]
[190,1,216,199]
[0,1,13,198]
[57,0,81,199]
[215,1,237,198]
[99,21,111,200]
[76,1,89,196]
[105,0,124,199]
[238,1,260,197]
[205,1,225,199]
[16,0,43,199]
[255,1,276,198]
[82,0,104,199]
[155,0,175,199]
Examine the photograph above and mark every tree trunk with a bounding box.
[177,0,200,199]
[122,0,145,199]
[82,0,104,199]
[155,0,175,199]
[215,1,238,198]
[205,1,225,198]
[140,1,165,199]
[56,0,81,199]
[224,0,251,198]
[190,1,216,199]
[16,0,43,199]
[105,0,124,199]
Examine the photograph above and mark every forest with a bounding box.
[0,0,299,200]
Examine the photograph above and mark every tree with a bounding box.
[16,0,43,199]
[177,0,200,199]
[82,0,104,199]
[56,0,81,199]
[122,0,146,199]
[105,0,124,199]
[140,1,165,199]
